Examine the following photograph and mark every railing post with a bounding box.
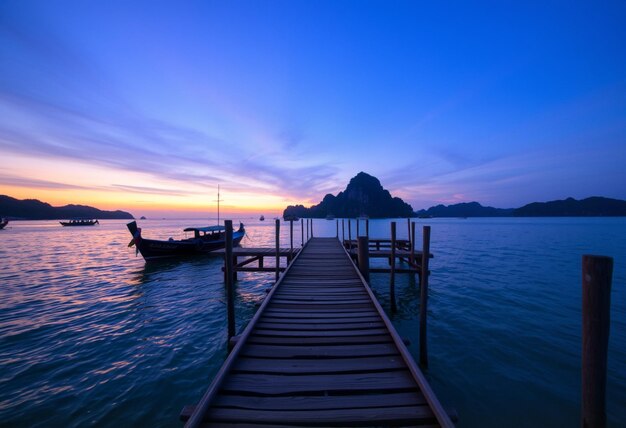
[310,218,314,238]
[336,219,339,238]
[420,225,431,367]
[275,219,280,281]
[366,219,369,238]
[224,220,235,341]
[301,218,304,246]
[306,218,309,242]
[357,236,370,282]
[582,255,613,428]
[390,222,397,313]
[407,218,411,251]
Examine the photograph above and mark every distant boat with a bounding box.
[140,216,147,220]
[60,219,99,226]
[0,218,8,230]
[259,215,265,221]
[127,221,245,261]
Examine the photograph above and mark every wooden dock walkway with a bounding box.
[183,237,453,427]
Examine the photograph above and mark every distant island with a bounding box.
[0,195,134,220]
[284,172,414,219]
[416,197,626,217]
[282,173,626,218]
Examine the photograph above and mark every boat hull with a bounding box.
[127,221,245,261]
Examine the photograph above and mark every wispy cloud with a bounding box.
[0,18,341,203]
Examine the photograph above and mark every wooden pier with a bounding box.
[182,237,453,427]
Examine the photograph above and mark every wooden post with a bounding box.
[407,218,411,251]
[275,219,280,281]
[289,220,293,260]
[357,236,370,282]
[410,222,416,266]
[366,219,369,238]
[310,218,314,238]
[390,222,397,313]
[336,219,339,238]
[420,225,431,367]
[301,218,304,246]
[342,218,345,244]
[306,218,309,242]
[582,255,613,428]
[356,219,360,237]
[348,219,352,250]
[224,220,235,341]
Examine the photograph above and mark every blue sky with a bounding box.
[1,0,625,215]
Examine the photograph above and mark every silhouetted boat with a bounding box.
[259,215,265,221]
[127,221,245,261]
[60,219,99,226]
[0,218,8,230]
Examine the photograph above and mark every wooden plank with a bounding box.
[240,343,399,358]
[253,328,390,337]
[232,356,408,375]
[247,335,392,346]
[221,370,417,395]
[259,317,382,325]
[206,405,436,425]
[256,321,385,330]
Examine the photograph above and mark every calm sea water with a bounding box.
[0,218,624,427]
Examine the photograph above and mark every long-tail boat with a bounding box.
[60,219,99,226]
[0,218,8,230]
[127,221,245,261]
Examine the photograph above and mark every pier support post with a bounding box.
[336,219,339,238]
[366,219,369,238]
[301,218,304,246]
[225,220,235,342]
[348,220,352,250]
[306,219,309,242]
[407,218,411,251]
[342,218,345,244]
[310,218,314,238]
[390,222,397,313]
[275,219,280,281]
[410,222,416,266]
[582,255,613,428]
[357,236,370,282]
[419,225,431,367]
[290,220,293,260]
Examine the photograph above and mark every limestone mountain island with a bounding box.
[283,172,414,219]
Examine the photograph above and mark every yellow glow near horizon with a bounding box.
[0,154,312,215]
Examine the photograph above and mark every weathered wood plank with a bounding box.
[240,343,399,358]
[232,356,407,375]
[221,370,417,395]
[206,404,436,425]
[253,328,390,337]
[247,334,392,346]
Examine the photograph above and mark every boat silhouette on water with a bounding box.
[0,218,8,230]
[60,219,99,226]
[127,221,245,261]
